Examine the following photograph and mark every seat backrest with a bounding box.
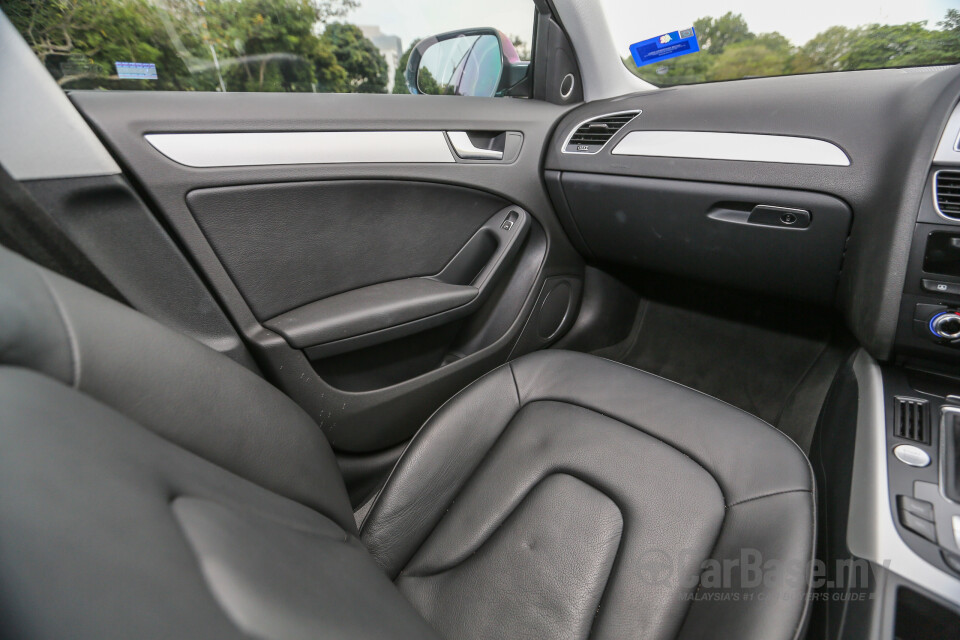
[0,243,355,533]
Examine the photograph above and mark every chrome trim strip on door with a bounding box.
[847,349,960,605]
[611,130,851,166]
[144,131,455,167]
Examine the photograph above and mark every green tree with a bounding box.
[2,0,365,92]
[320,22,388,93]
[205,0,323,91]
[790,26,858,73]
[708,40,790,81]
[942,9,960,33]
[625,9,960,86]
[627,51,714,87]
[393,39,416,94]
[841,22,937,69]
[694,12,753,54]
[4,0,209,89]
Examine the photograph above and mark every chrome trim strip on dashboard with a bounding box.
[847,349,960,605]
[610,131,851,166]
[144,131,455,167]
[560,110,641,155]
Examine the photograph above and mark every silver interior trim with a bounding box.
[611,131,851,166]
[144,131,455,168]
[559,73,575,100]
[941,407,960,508]
[933,100,960,165]
[0,12,120,180]
[446,132,502,160]
[561,110,641,155]
[847,349,960,605]
[933,170,960,221]
[893,444,931,467]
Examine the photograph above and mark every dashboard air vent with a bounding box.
[894,397,929,444]
[564,111,640,154]
[935,171,960,219]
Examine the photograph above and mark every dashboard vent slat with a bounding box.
[936,171,960,220]
[894,397,929,444]
[565,111,640,154]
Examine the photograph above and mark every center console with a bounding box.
[895,103,960,365]
[810,351,960,640]
[877,366,960,581]
[810,103,960,639]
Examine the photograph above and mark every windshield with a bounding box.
[601,1,960,86]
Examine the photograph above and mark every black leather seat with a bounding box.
[0,244,815,639]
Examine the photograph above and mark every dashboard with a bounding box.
[543,64,960,363]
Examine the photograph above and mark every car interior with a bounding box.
[1,0,960,638]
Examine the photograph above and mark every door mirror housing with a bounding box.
[404,28,529,97]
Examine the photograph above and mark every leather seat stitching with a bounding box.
[726,488,812,508]
[591,353,816,483]
[398,397,725,595]
[359,366,521,536]
[398,470,625,580]
[519,395,735,503]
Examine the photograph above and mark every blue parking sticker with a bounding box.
[116,61,158,80]
[629,28,700,68]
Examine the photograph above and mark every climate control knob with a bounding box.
[930,311,960,340]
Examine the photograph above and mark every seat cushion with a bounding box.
[360,350,815,640]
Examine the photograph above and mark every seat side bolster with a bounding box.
[360,363,521,578]
[0,247,76,385]
[35,256,356,534]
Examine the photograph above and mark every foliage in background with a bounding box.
[627,10,960,86]
[2,0,391,92]
[392,39,415,93]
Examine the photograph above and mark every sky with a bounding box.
[345,0,956,55]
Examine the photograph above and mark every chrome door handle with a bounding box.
[447,131,503,160]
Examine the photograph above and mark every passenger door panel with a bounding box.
[69,92,583,453]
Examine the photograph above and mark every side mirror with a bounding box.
[405,28,529,97]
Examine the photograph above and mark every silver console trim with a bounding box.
[848,349,960,604]
[610,130,851,166]
[942,406,960,508]
[144,131,455,167]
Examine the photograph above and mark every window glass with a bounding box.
[600,1,960,86]
[2,0,532,93]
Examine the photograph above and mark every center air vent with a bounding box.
[935,171,960,219]
[564,111,640,154]
[894,397,929,444]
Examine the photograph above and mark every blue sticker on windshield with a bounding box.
[116,61,157,80]
[629,28,700,68]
